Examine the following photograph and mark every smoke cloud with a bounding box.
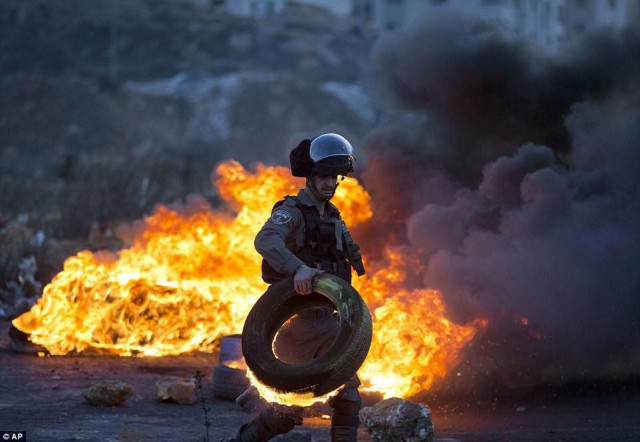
[367,12,640,179]
[362,12,640,387]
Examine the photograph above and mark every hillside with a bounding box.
[0,0,377,237]
[0,0,378,310]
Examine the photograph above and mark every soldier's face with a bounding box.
[312,174,338,199]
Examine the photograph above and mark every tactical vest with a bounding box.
[261,196,360,284]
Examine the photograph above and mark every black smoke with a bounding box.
[361,12,640,388]
[370,13,640,167]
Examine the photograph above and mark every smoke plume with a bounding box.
[362,12,640,387]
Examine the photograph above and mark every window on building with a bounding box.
[608,0,617,8]
[575,0,586,7]
[574,23,586,33]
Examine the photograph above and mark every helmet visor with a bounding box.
[313,156,352,176]
[309,133,354,162]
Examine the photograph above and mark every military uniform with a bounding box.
[255,188,353,284]
[229,133,364,442]
[236,188,363,442]
[255,185,360,372]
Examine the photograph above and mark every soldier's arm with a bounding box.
[254,205,305,276]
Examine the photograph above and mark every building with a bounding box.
[225,0,285,17]
[295,0,356,17]
[369,0,632,52]
[561,0,630,41]
[225,0,356,18]
[371,0,522,32]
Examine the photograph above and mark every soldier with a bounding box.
[227,133,366,442]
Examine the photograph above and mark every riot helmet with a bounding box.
[289,133,356,202]
[309,133,354,176]
[289,133,355,178]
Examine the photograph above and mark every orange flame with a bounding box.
[246,369,339,407]
[13,160,483,399]
[353,249,487,398]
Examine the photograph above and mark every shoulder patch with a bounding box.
[270,209,293,225]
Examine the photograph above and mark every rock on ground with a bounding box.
[155,378,198,405]
[359,397,434,442]
[83,380,135,407]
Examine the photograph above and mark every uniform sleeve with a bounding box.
[254,204,305,276]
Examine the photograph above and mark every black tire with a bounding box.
[212,365,250,401]
[242,274,372,396]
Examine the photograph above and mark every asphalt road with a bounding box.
[1,320,638,442]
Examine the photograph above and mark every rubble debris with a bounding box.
[359,397,434,442]
[0,223,44,318]
[0,220,77,319]
[83,380,135,406]
[1,223,36,281]
[155,378,198,405]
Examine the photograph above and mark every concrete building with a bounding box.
[369,0,632,52]
[295,0,356,17]
[561,0,630,41]
[222,0,634,50]
[225,0,356,18]
[225,0,285,17]
[371,0,522,32]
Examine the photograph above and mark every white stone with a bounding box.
[155,378,198,405]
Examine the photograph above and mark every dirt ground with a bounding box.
[0,320,371,442]
[1,319,639,442]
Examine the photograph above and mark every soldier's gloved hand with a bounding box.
[293,264,324,295]
[272,403,304,426]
